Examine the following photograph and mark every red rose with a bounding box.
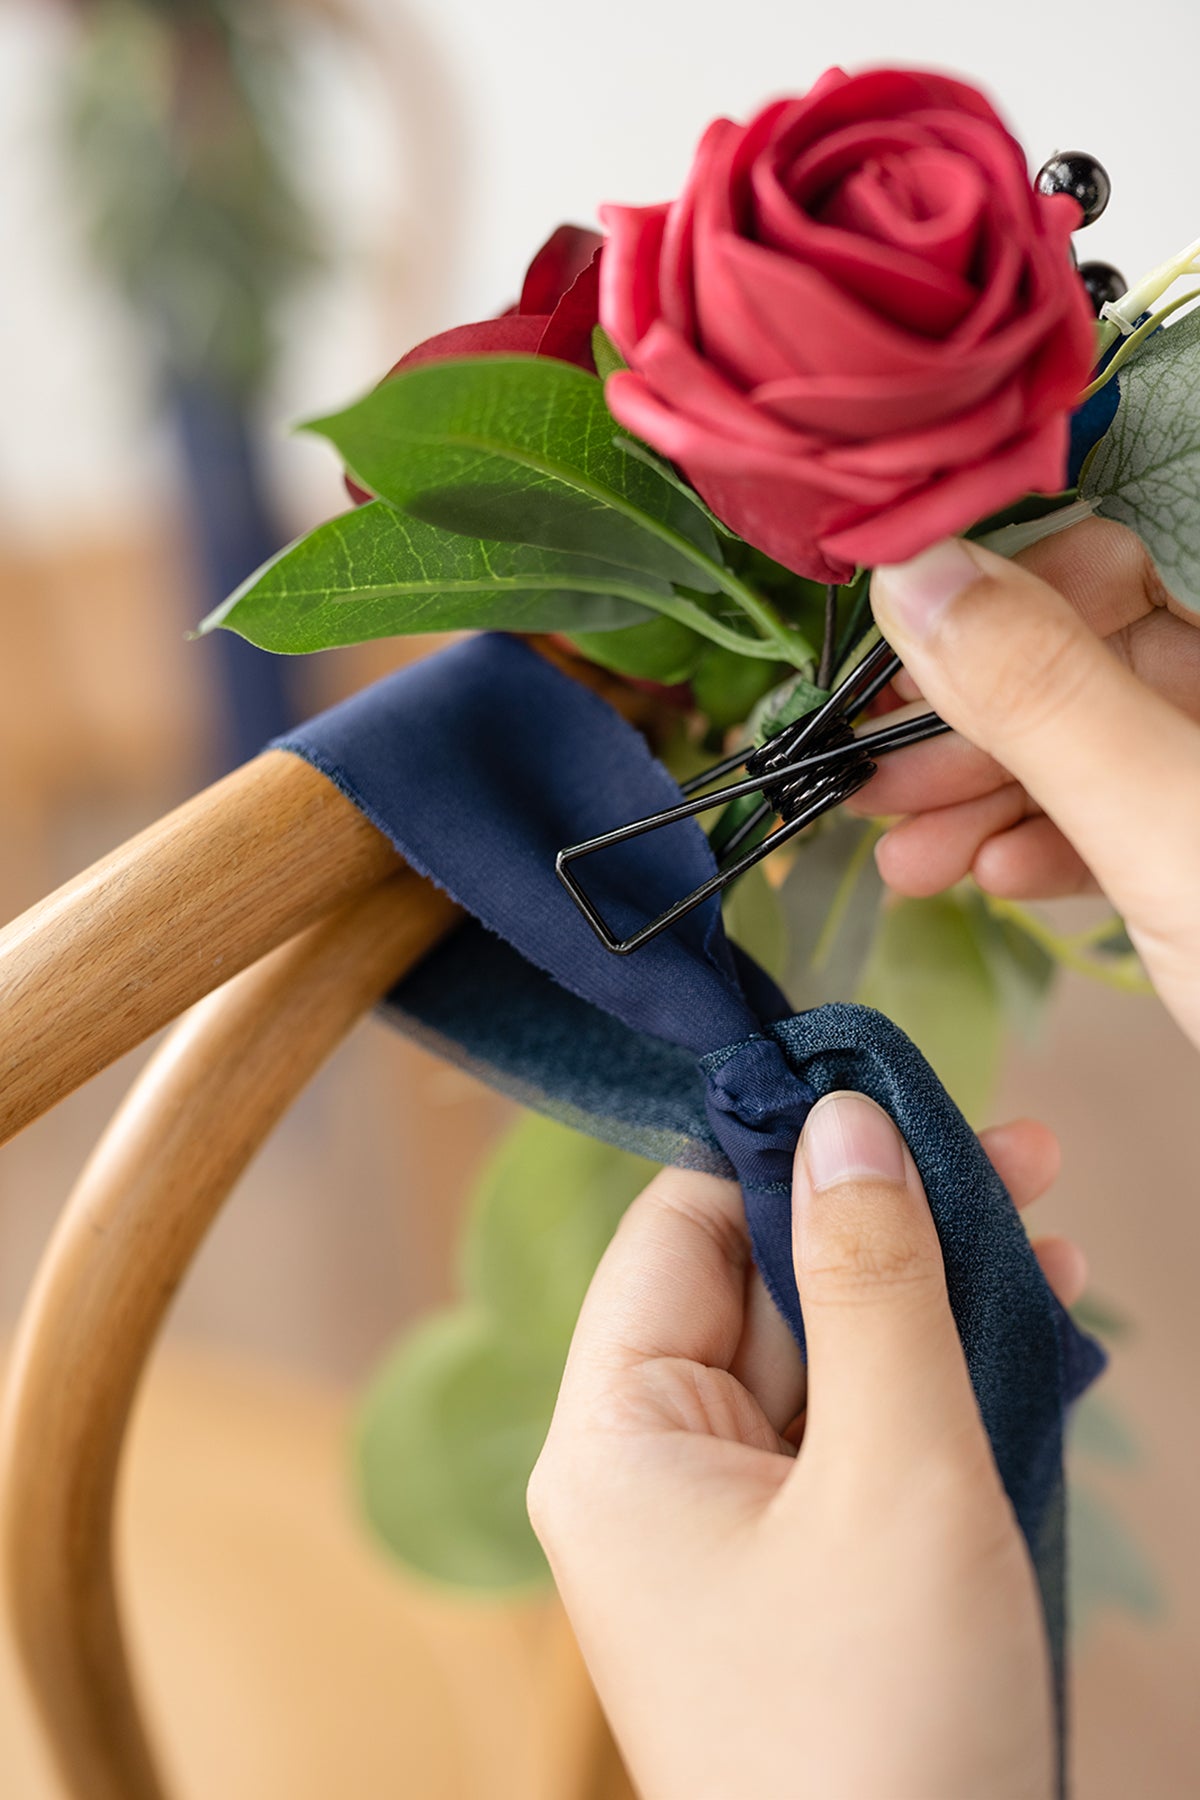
[599,68,1096,583]
[395,223,602,374]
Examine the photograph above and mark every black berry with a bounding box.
[1035,152,1111,227]
[1077,261,1127,315]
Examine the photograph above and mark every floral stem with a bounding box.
[817,583,840,689]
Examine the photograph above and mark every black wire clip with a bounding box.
[555,637,951,955]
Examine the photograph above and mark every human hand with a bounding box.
[528,1098,1077,1800]
[861,519,1200,1048]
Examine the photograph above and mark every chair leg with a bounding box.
[0,749,401,1150]
[0,869,459,1800]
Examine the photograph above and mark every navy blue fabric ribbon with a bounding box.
[276,631,1103,1721]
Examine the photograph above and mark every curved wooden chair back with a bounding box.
[0,748,605,1800]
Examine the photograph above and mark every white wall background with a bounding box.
[1,0,1196,536]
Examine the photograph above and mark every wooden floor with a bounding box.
[0,1347,632,1800]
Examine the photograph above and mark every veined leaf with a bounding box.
[305,356,726,591]
[1082,302,1200,609]
[199,500,667,651]
[568,612,705,683]
[690,642,785,733]
[591,325,627,380]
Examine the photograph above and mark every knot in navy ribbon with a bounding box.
[702,1034,815,1194]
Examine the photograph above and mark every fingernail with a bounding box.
[873,539,980,641]
[802,1093,908,1191]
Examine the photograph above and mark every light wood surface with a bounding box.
[0,869,459,1800]
[0,1348,633,1800]
[0,749,401,1150]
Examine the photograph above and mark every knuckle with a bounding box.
[641,1170,750,1275]
[800,1206,940,1306]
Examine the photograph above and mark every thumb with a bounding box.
[789,1092,985,1473]
[870,538,1200,958]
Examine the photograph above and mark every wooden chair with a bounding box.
[0,745,629,1800]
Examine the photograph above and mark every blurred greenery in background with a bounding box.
[64,0,320,397]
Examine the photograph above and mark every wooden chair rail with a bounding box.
[0,750,401,1151]
[0,869,460,1800]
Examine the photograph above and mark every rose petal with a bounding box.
[598,202,670,353]
[820,416,1072,567]
[607,327,806,451]
[537,250,602,369]
[819,148,989,283]
[394,314,546,371]
[518,224,604,314]
[753,360,1018,439]
[820,381,1028,479]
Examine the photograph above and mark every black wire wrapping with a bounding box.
[556,637,951,956]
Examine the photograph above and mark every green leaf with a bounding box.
[964,891,1057,1044]
[200,500,666,651]
[1081,302,1200,608]
[722,865,789,984]
[748,668,828,746]
[1072,1291,1134,1343]
[591,325,628,380]
[356,1311,558,1589]
[305,356,725,592]
[780,815,884,1007]
[690,643,786,734]
[1071,1393,1140,1468]
[462,1117,656,1350]
[614,431,737,537]
[858,893,1003,1123]
[1069,1480,1161,1637]
[356,1117,657,1588]
[568,612,705,683]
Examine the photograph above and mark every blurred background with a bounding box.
[0,0,1196,1794]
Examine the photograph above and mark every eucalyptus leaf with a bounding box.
[461,1116,656,1349]
[721,865,789,984]
[1069,1480,1161,1637]
[1071,1393,1140,1468]
[200,500,666,650]
[749,667,829,746]
[964,891,1056,1045]
[1072,1291,1134,1343]
[356,1311,558,1589]
[356,1117,656,1588]
[858,894,1003,1123]
[1081,302,1200,608]
[305,356,725,591]
[780,815,884,1008]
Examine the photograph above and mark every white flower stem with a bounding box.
[1100,233,1200,336]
